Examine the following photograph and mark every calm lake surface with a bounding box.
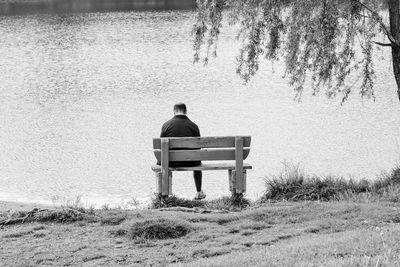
[1,11,399,206]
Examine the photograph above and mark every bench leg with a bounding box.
[155,171,162,195]
[242,170,247,194]
[161,172,172,196]
[229,170,246,194]
[168,172,172,196]
[228,170,235,193]
[228,170,232,192]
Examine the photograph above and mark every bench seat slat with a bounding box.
[151,163,252,172]
[153,148,250,162]
[153,136,251,149]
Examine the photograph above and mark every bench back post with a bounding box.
[235,136,244,193]
[161,139,170,196]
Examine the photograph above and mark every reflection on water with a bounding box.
[0,0,196,16]
[0,11,399,206]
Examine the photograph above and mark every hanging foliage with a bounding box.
[193,0,400,102]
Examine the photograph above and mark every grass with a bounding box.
[2,201,400,266]
[3,230,34,238]
[125,218,192,240]
[0,207,98,225]
[150,193,251,210]
[263,163,400,202]
[205,194,251,210]
[1,164,400,265]
[150,194,205,209]
[98,210,127,225]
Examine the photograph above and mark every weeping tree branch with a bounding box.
[193,0,400,102]
[352,0,400,48]
[374,41,393,47]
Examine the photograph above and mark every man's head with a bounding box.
[173,103,187,115]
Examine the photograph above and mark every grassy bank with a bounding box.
[1,201,400,266]
[1,165,400,266]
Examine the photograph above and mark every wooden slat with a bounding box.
[153,148,250,162]
[153,136,251,149]
[151,163,252,172]
[235,137,244,193]
[161,139,169,196]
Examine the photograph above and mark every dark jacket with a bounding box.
[159,115,201,167]
[160,115,200,138]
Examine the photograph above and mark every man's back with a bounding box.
[160,114,201,167]
[161,115,200,138]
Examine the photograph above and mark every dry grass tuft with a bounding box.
[119,218,192,240]
[150,194,205,209]
[98,211,127,225]
[263,164,400,202]
[0,208,98,225]
[205,194,251,210]
[151,194,251,211]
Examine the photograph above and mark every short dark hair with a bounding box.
[173,103,187,113]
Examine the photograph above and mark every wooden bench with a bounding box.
[151,136,252,196]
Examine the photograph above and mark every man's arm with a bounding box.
[160,122,168,137]
[194,124,200,137]
[157,123,168,165]
[160,126,166,137]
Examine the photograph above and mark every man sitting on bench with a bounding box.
[159,103,206,200]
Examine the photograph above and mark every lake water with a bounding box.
[1,11,399,207]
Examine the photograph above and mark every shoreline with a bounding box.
[0,200,53,212]
[0,0,197,16]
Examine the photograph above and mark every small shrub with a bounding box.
[128,218,192,240]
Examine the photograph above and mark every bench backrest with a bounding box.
[153,136,251,195]
[153,136,251,162]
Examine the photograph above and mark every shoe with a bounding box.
[194,191,206,200]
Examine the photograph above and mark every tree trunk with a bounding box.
[388,0,400,101]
